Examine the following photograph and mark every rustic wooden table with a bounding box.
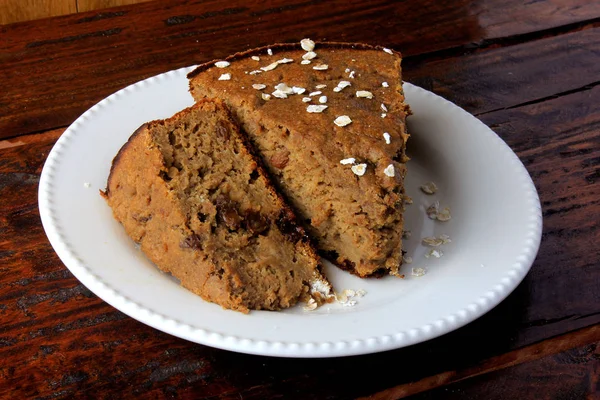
[1,0,599,398]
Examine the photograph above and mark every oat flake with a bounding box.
[214,61,230,68]
[301,59,311,65]
[382,82,389,87]
[261,93,271,100]
[340,158,355,165]
[274,83,293,94]
[319,95,327,104]
[334,115,352,127]
[426,202,451,221]
[383,132,391,144]
[251,55,260,61]
[302,51,317,60]
[303,298,318,311]
[308,91,322,96]
[351,163,367,176]
[383,48,393,54]
[383,164,395,177]
[249,70,262,75]
[381,113,387,118]
[356,90,374,99]
[381,103,388,112]
[252,84,266,90]
[349,70,356,78]
[267,48,273,56]
[439,234,451,244]
[277,58,294,64]
[420,181,438,195]
[271,90,288,99]
[315,84,327,89]
[437,207,452,221]
[302,97,311,102]
[218,73,231,81]
[313,64,329,70]
[300,38,315,51]
[307,104,328,113]
[292,86,306,94]
[422,237,444,247]
[426,201,440,219]
[425,249,444,258]
[260,62,279,72]
[335,292,348,303]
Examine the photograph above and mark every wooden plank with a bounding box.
[0,81,597,398]
[0,0,77,25]
[1,0,600,138]
[403,27,600,115]
[0,0,153,26]
[77,0,152,13]
[480,0,600,39]
[364,325,600,400]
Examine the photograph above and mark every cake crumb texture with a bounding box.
[103,99,331,312]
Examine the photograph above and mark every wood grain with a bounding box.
[0,0,151,25]
[478,0,600,38]
[367,325,600,400]
[0,0,77,25]
[404,27,600,115]
[77,0,151,13]
[1,0,600,138]
[0,79,598,399]
[1,0,599,398]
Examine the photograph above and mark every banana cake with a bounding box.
[188,41,410,277]
[102,99,333,312]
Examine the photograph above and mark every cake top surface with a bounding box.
[188,41,410,174]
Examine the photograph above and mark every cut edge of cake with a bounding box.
[102,99,334,312]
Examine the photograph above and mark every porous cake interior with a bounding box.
[106,101,326,311]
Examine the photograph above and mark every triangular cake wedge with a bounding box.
[102,99,333,312]
[188,42,410,277]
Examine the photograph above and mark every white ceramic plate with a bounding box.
[39,66,542,358]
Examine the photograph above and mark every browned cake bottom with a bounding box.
[103,99,332,312]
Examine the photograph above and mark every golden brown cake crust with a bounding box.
[188,42,410,277]
[187,42,403,79]
[103,99,332,312]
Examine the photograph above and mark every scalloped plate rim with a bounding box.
[38,65,542,358]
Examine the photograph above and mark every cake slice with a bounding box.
[102,99,332,312]
[188,41,410,277]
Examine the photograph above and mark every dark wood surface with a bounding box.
[1,0,598,399]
